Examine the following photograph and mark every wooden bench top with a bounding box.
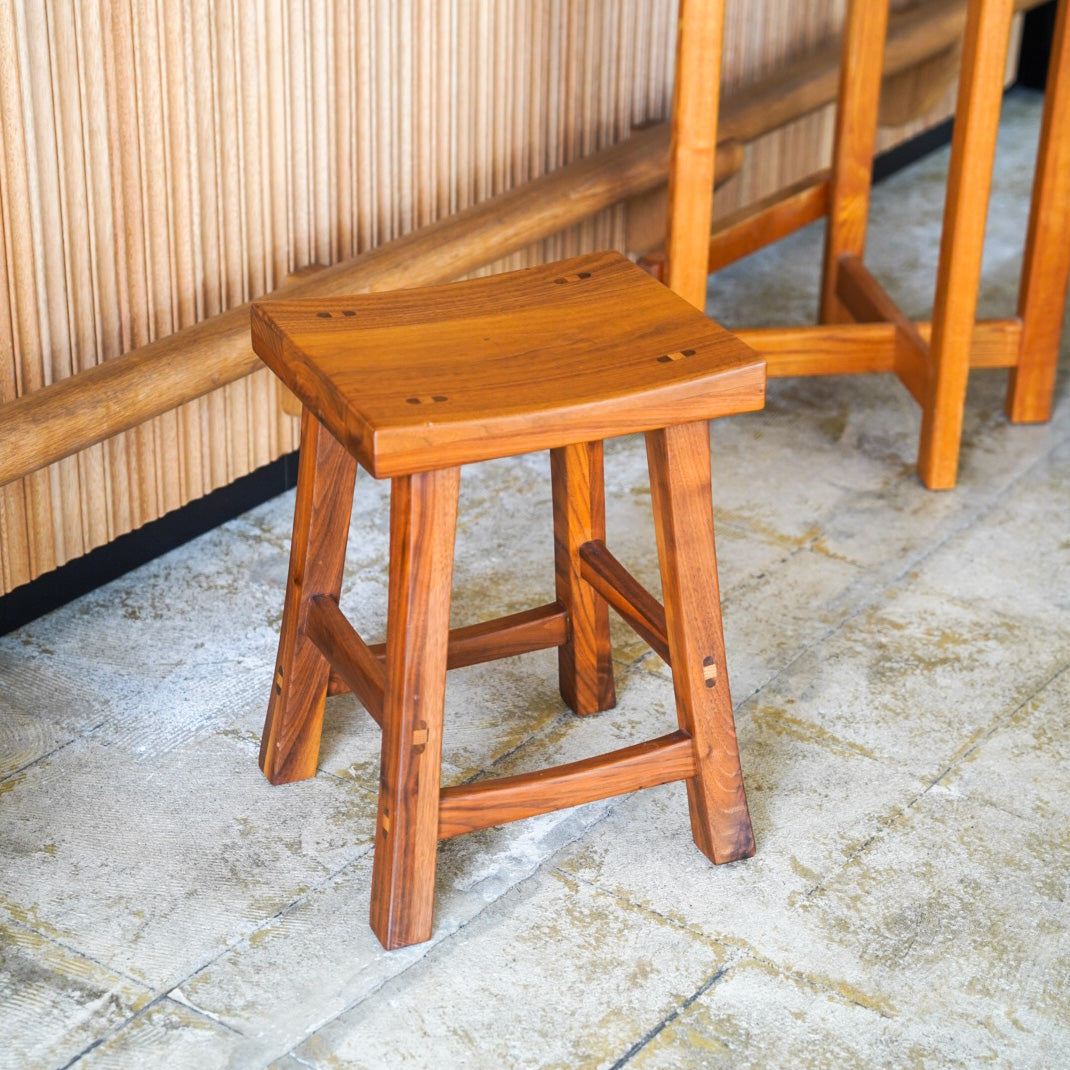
[251,250,765,478]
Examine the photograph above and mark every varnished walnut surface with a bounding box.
[252,250,765,478]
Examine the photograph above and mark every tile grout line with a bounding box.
[249,799,640,1066]
[714,425,1070,719]
[798,658,1070,903]
[57,992,247,1070]
[606,964,733,1070]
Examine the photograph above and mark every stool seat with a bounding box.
[252,250,764,477]
[252,249,765,949]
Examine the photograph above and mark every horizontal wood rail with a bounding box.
[707,173,831,277]
[305,595,385,725]
[737,318,1022,378]
[835,253,932,405]
[639,172,831,281]
[437,730,697,839]
[0,125,671,488]
[578,540,670,664]
[0,0,1044,491]
[327,602,570,698]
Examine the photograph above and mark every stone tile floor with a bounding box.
[1,89,1068,1069]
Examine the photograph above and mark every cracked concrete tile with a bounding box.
[0,639,121,737]
[172,795,613,1058]
[712,543,865,703]
[910,438,1070,634]
[747,586,1068,781]
[940,664,1070,826]
[757,789,1070,1065]
[0,919,153,1070]
[0,731,373,991]
[623,958,962,1069]
[0,708,76,779]
[292,867,733,1070]
[68,998,256,1069]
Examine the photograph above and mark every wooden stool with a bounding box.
[252,250,765,949]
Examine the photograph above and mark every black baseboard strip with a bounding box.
[0,451,299,635]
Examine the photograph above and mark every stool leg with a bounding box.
[551,441,616,716]
[261,411,357,785]
[1006,0,1070,424]
[646,421,754,864]
[370,466,459,950]
[917,0,1014,489]
[817,0,889,325]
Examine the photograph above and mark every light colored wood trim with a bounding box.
[739,318,1022,378]
[918,0,1016,490]
[835,253,931,406]
[1006,0,1070,423]
[665,0,726,308]
[818,0,890,325]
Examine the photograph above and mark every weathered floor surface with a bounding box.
[1,90,1067,1069]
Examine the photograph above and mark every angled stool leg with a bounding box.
[261,411,357,785]
[1006,0,1070,424]
[551,441,616,715]
[646,421,754,864]
[370,466,459,950]
[918,0,1015,489]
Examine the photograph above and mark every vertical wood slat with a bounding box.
[0,0,965,597]
[665,0,727,309]
[919,0,1016,490]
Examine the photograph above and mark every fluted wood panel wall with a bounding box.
[0,0,969,596]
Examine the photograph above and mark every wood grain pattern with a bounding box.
[305,593,386,728]
[578,539,670,664]
[2,0,1020,586]
[370,465,459,951]
[0,1,673,591]
[646,420,754,864]
[1006,0,1070,423]
[665,0,726,308]
[919,0,1015,490]
[438,731,697,839]
[835,253,931,405]
[260,411,357,785]
[251,252,765,478]
[551,441,616,716]
[817,0,890,325]
[0,123,672,492]
[739,318,1022,377]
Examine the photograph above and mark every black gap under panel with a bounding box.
[0,451,299,635]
